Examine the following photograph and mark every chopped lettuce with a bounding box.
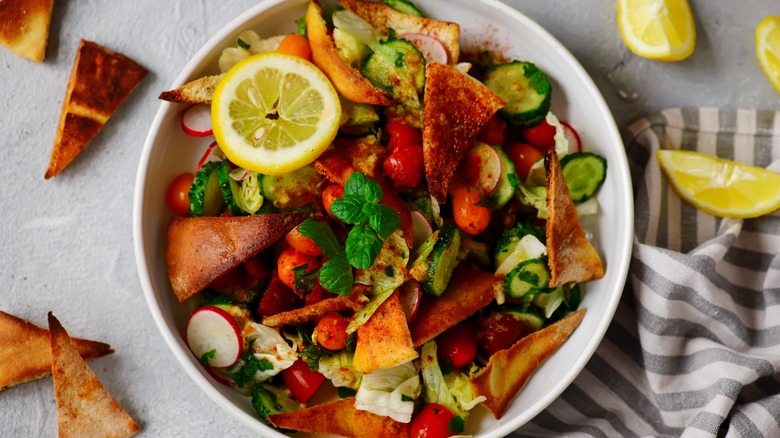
[236,172,263,214]
[420,341,483,419]
[355,361,420,423]
[494,234,547,277]
[533,286,565,318]
[242,323,298,382]
[218,31,285,73]
[318,351,363,389]
[347,230,409,333]
[332,10,381,46]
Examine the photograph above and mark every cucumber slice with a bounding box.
[483,61,551,128]
[560,152,607,202]
[260,165,323,211]
[381,0,424,17]
[362,39,425,108]
[486,146,517,209]
[420,223,461,297]
[218,160,243,215]
[499,305,545,332]
[504,258,550,299]
[189,162,224,217]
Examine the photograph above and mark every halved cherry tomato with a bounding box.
[165,172,194,216]
[435,322,477,369]
[384,145,425,190]
[321,184,344,219]
[505,142,544,181]
[257,276,304,317]
[385,120,422,155]
[277,248,320,292]
[243,255,270,281]
[314,311,350,350]
[451,186,491,236]
[477,113,507,146]
[281,358,326,403]
[521,119,557,151]
[474,312,525,357]
[286,225,323,256]
[276,33,312,61]
[410,403,457,438]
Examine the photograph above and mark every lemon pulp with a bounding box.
[212,52,341,176]
[617,0,696,61]
[657,150,780,218]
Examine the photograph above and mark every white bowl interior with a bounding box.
[133,0,633,437]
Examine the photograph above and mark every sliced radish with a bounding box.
[186,305,242,368]
[398,280,422,323]
[196,140,219,172]
[181,104,213,137]
[400,33,448,64]
[206,365,233,387]
[460,142,502,195]
[410,210,433,249]
[561,121,582,153]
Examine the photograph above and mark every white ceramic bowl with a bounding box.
[133,0,634,436]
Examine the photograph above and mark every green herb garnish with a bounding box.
[448,416,466,433]
[237,38,250,50]
[227,352,274,387]
[200,349,216,365]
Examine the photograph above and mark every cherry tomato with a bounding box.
[385,120,422,155]
[286,225,323,256]
[243,255,270,281]
[474,312,525,357]
[277,248,320,291]
[281,359,326,403]
[384,145,425,190]
[210,264,257,292]
[276,33,312,61]
[451,186,491,236]
[258,276,304,317]
[314,311,350,350]
[321,184,344,219]
[410,403,457,438]
[477,113,507,146]
[521,119,557,151]
[166,172,194,216]
[435,322,477,369]
[505,142,544,181]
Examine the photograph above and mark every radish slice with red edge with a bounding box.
[398,280,422,323]
[206,365,233,387]
[181,104,213,137]
[400,33,448,64]
[196,140,219,172]
[460,142,502,195]
[561,121,582,153]
[186,305,242,368]
[410,210,433,250]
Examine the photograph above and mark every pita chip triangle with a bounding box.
[49,312,140,438]
[0,0,55,62]
[0,310,112,392]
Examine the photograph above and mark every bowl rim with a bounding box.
[133,0,634,436]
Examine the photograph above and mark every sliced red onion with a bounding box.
[399,33,448,64]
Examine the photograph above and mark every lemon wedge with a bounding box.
[657,150,780,218]
[617,0,696,61]
[212,52,341,175]
[756,16,780,95]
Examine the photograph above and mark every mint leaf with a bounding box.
[298,219,340,258]
[330,195,368,224]
[345,224,383,269]
[363,178,383,204]
[344,171,370,197]
[368,204,400,239]
[319,255,353,296]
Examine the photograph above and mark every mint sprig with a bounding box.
[298,220,353,296]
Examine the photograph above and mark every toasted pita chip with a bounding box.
[48,313,139,438]
[545,151,604,286]
[262,284,369,327]
[353,291,418,373]
[269,396,410,437]
[409,264,497,346]
[340,0,460,64]
[167,212,308,302]
[45,40,147,179]
[307,1,392,106]
[470,309,585,418]
[422,62,505,203]
[0,0,54,62]
[0,311,112,392]
[158,74,223,104]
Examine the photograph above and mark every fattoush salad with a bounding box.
[162,0,606,436]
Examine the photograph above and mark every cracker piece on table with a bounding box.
[166,212,308,302]
[0,310,112,392]
[352,290,418,373]
[158,74,223,105]
[0,0,54,62]
[48,313,140,438]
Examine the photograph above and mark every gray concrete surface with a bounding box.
[1,0,777,436]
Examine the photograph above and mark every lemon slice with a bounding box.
[617,0,696,61]
[756,16,780,94]
[212,52,341,175]
[657,150,780,218]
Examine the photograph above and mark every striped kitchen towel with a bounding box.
[514,108,780,438]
